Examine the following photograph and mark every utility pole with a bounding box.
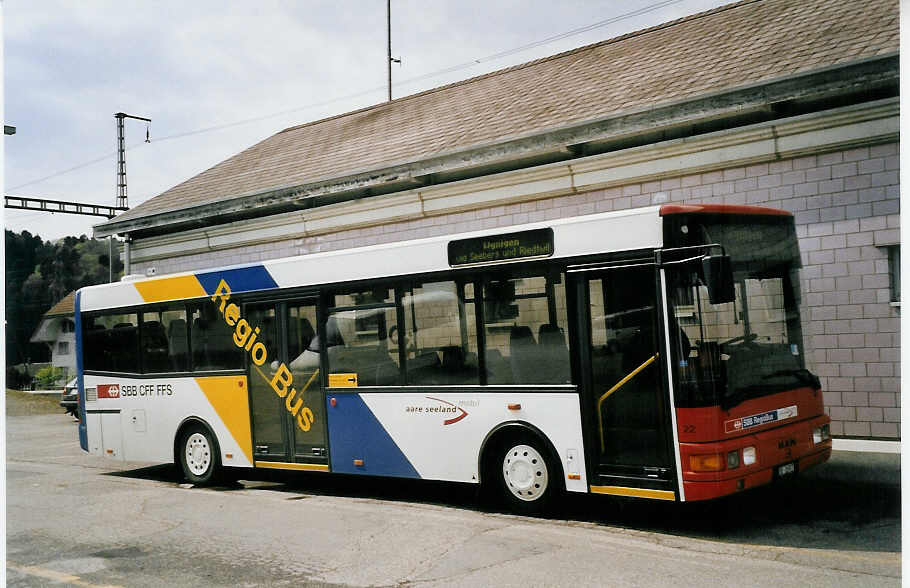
[387,0,400,102]
[113,112,150,282]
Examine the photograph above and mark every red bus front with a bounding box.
[661,205,832,501]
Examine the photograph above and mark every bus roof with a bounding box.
[659,203,792,217]
[80,206,666,312]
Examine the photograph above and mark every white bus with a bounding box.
[75,204,831,513]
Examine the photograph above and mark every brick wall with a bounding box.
[134,141,900,439]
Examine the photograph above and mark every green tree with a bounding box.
[5,230,53,365]
[5,230,123,365]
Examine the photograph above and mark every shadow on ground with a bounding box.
[106,461,899,554]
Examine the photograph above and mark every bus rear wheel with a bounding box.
[179,424,220,485]
[488,433,559,514]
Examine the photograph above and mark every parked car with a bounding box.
[60,378,78,418]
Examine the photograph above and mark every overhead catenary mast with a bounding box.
[114,112,151,209]
[113,112,151,281]
[387,0,400,102]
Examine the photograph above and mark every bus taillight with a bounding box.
[689,454,725,472]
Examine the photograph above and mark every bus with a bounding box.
[74,203,832,513]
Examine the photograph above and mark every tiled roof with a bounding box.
[111,0,898,225]
[44,291,76,317]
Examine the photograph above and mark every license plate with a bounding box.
[778,462,796,477]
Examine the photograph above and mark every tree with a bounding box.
[5,230,53,365]
[5,230,123,365]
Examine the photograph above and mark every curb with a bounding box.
[833,438,901,454]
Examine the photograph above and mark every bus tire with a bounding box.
[487,432,559,515]
[178,423,220,486]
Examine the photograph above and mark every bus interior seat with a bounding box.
[407,351,441,383]
[143,321,167,347]
[328,346,399,386]
[441,345,465,370]
[142,320,169,372]
[509,325,536,383]
[295,318,315,354]
[191,317,207,366]
[168,319,188,370]
[325,316,345,348]
[484,348,511,384]
[537,324,570,383]
[109,323,138,371]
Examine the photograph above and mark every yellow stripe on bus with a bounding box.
[589,485,676,501]
[195,376,253,465]
[254,461,330,472]
[134,275,207,303]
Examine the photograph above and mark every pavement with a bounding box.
[804,445,901,488]
[6,411,902,587]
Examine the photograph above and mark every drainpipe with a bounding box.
[123,235,131,277]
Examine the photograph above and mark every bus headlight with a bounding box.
[812,424,830,444]
[742,446,757,466]
[727,450,740,469]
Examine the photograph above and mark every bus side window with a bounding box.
[480,274,569,385]
[402,280,479,386]
[327,287,400,386]
[83,312,139,373]
[140,307,189,373]
[189,304,243,371]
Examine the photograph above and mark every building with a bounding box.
[95,0,900,439]
[29,291,78,381]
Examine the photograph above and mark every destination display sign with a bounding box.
[448,228,554,267]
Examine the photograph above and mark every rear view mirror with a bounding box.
[702,255,735,304]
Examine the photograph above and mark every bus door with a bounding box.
[245,298,328,464]
[574,263,676,491]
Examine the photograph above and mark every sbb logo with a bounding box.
[98,384,121,399]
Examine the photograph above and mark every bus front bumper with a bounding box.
[679,414,832,502]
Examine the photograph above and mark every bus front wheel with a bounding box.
[178,424,220,485]
[488,433,559,514]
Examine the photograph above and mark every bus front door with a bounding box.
[580,265,676,494]
[246,299,328,465]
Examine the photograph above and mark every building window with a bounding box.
[57,341,70,355]
[888,246,900,303]
[61,319,75,333]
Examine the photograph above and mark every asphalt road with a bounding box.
[6,404,901,587]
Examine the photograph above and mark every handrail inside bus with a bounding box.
[597,353,658,453]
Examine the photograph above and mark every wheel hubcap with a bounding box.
[185,433,211,476]
[503,444,548,502]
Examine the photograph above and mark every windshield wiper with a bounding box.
[762,368,821,390]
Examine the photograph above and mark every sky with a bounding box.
[3,0,731,242]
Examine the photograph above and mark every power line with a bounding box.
[10,0,688,193]
[148,0,689,142]
[387,0,688,87]
[10,140,145,191]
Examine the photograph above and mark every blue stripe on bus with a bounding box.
[75,291,88,452]
[327,394,420,479]
[195,265,279,296]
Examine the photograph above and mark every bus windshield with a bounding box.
[663,214,818,409]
